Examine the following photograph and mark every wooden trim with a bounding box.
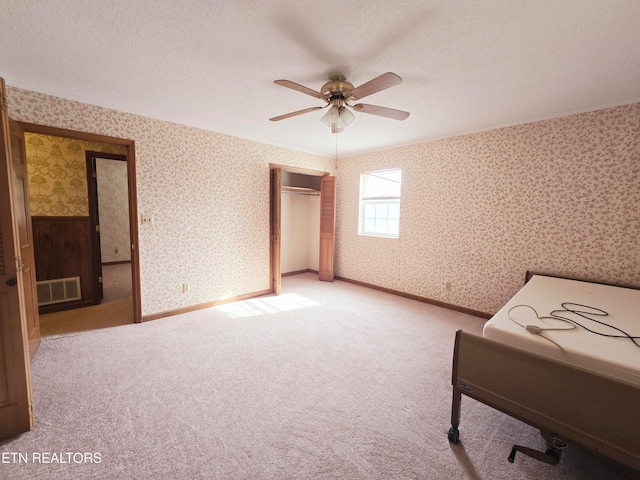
[102,260,132,266]
[86,152,101,303]
[87,151,127,162]
[39,299,97,315]
[141,289,272,322]
[282,269,318,277]
[31,215,89,220]
[270,168,281,295]
[334,275,492,319]
[126,142,141,324]
[19,122,142,323]
[17,122,134,147]
[269,163,329,176]
[86,151,128,304]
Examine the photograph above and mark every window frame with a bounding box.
[358,168,402,238]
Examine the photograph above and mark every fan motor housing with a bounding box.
[320,76,354,97]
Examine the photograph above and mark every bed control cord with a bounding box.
[507,303,640,367]
[550,303,640,348]
[508,303,640,351]
[507,305,578,363]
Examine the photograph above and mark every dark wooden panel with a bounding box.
[32,216,96,312]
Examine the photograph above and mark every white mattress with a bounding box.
[483,275,640,386]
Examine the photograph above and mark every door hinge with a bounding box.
[98,277,103,283]
[16,255,24,273]
[96,225,100,232]
[93,172,97,178]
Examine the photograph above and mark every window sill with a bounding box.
[358,233,399,239]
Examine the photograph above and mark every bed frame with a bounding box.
[448,329,640,470]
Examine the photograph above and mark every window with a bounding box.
[358,169,402,238]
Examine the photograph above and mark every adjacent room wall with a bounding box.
[7,86,335,317]
[24,133,126,217]
[336,103,640,315]
[96,158,130,263]
[24,133,128,309]
[281,193,320,273]
[307,196,320,271]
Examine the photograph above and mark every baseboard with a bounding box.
[141,277,491,322]
[141,288,273,322]
[38,299,98,315]
[282,269,318,277]
[334,275,492,319]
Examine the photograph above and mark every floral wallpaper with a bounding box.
[7,86,334,317]
[24,133,126,216]
[8,85,639,318]
[96,158,130,263]
[336,103,640,315]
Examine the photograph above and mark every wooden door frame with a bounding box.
[19,122,142,323]
[0,79,34,437]
[269,164,330,295]
[86,151,128,304]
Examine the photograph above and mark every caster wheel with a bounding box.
[448,426,459,444]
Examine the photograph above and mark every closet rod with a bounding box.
[281,191,320,196]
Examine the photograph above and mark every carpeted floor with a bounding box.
[1,274,636,479]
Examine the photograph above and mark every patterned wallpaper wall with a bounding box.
[24,133,126,216]
[96,158,131,263]
[9,85,638,317]
[336,103,640,314]
[7,86,334,317]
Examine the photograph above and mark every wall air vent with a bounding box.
[36,277,81,306]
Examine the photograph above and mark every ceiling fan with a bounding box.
[269,72,410,133]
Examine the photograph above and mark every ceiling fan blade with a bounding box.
[347,72,402,100]
[269,106,324,122]
[353,103,410,120]
[274,80,328,100]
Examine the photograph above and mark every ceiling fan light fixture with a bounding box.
[339,107,355,126]
[321,105,340,126]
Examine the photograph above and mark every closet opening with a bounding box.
[269,165,335,295]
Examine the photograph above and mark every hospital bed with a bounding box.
[448,273,640,470]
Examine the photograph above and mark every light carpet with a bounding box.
[0,274,635,479]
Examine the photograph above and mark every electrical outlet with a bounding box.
[114,248,119,254]
[182,283,190,293]
[446,282,452,291]
[141,214,153,225]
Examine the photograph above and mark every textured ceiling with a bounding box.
[2,1,640,157]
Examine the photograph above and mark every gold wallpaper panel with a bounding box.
[25,133,126,217]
